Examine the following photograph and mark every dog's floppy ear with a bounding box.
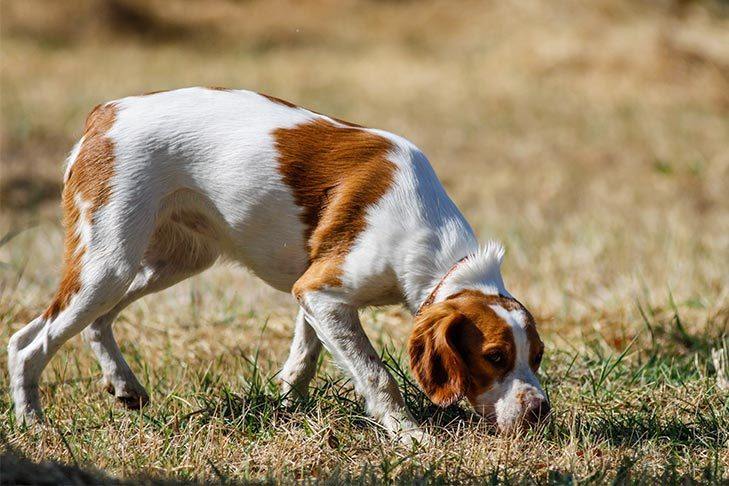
[408,303,470,407]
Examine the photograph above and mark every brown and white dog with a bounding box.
[8,87,549,443]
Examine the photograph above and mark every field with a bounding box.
[1,0,728,483]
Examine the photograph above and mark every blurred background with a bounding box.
[1,0,728,480]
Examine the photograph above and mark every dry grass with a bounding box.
[1,0,728,483]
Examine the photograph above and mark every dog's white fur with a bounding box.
[7,88,544,443]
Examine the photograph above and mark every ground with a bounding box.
[1,0,728,483]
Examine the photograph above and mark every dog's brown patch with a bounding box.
[44,103,118,319]
[273,119,395,297]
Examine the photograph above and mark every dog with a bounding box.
[8,87,549,443]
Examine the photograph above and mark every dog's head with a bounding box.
[409,289,549,431]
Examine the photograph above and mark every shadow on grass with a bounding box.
[0,448,187,486]
[2,447,726,486]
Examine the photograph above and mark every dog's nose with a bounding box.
[525,398,551,426]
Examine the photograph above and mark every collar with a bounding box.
[415,256,469,316]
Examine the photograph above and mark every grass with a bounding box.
[1,316,726,483]
[1,0,729,483]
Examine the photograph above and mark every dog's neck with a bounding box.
[414,256,469,316]
[400,228,510,315]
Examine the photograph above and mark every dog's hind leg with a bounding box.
[82,221,218,409]
[8,136,159,422]
[81,264,196,410]
[7,219,151,423]
[279,307,322,403]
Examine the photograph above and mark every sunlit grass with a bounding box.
[1,285,726,482]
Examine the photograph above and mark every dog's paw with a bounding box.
[102,378,150,410]
[116,392,150,410]
[281,392,307,408]
[14,407,44,428]
[398,427,435,447]
[11,386,45,427]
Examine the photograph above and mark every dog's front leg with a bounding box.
[298,290,432,445]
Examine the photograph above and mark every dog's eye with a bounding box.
[532,350,544,368]
[484,350,505,366]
